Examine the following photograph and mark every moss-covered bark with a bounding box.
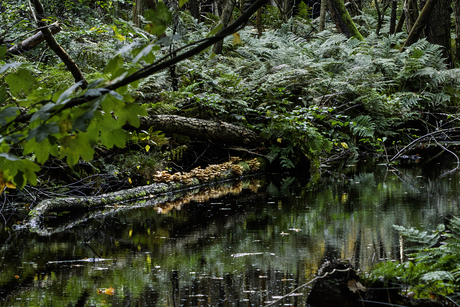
[26,158,261,230]
[327,0,364,41]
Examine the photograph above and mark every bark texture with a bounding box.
[327,0,364,40]
[31,0,88,89]
[6,22,61,57]
[138,115,261,146]
[425,0,453,67]
[403,0,419,32]
[389,0,397,35]
[456,0,460,66]
[133,0,157,28]
[319,0,327,31]
[401,0,436,50]
[212,0,236,54]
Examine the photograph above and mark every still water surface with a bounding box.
[1,157,460,306]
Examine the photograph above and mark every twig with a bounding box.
[264,268,352,307]
[389,128,457,162]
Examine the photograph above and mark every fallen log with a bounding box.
[138,114,262,146]
[6,22,61,57]
[25,158,261,231]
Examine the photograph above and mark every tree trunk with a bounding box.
[403,0,418,33]
[256,7,263,37]
[401,0,436,50]
[395,8,405,33]
[327,0,364,40]
[212,0,236,54]
[6,22,61,57]
[425,0,453,67]
[188,0,200,20]
[455,0,460,67]
[138,115,261,146]
[375,0,382,35]
[389,0,397,35]
[319,0,327,31]
[30,0,88,89]
[133,0,157,28]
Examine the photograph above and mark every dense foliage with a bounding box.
[0,1,460,203]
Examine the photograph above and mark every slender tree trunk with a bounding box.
[403,0,418,32]
[395,8,405,33]
[256,7,263,37]
[401,0,436,50]
[212,0,236,54]
[375,0,382,35]
[319,0,327,31]
[424,0,453,67]
[389,0,397,35]
[30,0,87,89]
[455,0,460,67]
[327,0,364,40]
[133,0,157,28]
[189,0,200,20]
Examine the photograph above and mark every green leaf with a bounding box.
[27,123,60,142]
[72,97,102,132]
[117,103,147,128]
[0,107,19,126]
[207,23,223,37]
[23,138,58,164]
[0,85,7,104]
[104,54,124,76]
[100,128,130,149]
[144,3,172,36]
[0,45,6,60]
[56,81,85,104]
[0,63,21,75]
[30,102,56,122]
[0,154,40,188]
[5,68,37,96]
[179,0,189,7]
[59,133,96,166]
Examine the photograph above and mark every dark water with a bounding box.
[1,156,460,306]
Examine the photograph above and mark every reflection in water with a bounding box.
[1,156,460,306]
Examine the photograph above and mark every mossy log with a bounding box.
[138,115,262,146]
[327,0,364,40]
[26,158,260,231]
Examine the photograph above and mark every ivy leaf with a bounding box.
[5,68,37,96]
[27,123,59,142]
[144,3,172,36]
[0,107,19,126]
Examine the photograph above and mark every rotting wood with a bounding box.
[138,114,262,146]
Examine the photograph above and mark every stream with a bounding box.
[1,155,460,306]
